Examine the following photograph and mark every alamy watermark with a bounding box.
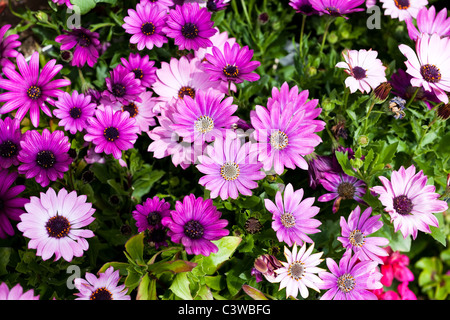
[367,5,382,30]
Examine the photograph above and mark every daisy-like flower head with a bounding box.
[132,196,171,232]
[53,90,96,135]
[206,0,229,12]
[399,33,450,104]
[405,6,450,41]
[0,170,28,239]
[17,188,96,262]
[337,206,389,264]
[18,129,72,188]
[204,42,261,84]
[289,0,320,15]
[74,266,130,300]
[0,24,21,67]
[55,27,101,68]
[336,49,387,94]
[309,0,365,18]
[170,88,239,144]
[161,194,229,256]
[265,183,322,247]
[0,52,71,128]
[317,172,367,214]
[380,0,428,21]
[197,136,265,200]
[51,0,73,8]
[120,53,157,88]
[84,104,139,160]
[163,2,217,51]
[318,250,383,300]
[122,2,168,51]
[370,164,448,239]
[274,242,324,299]
[103,64,145,105]
[0,283,39,300]
[140,0,174,11]
[0,117,22,169]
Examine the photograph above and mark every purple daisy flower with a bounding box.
[380,0,428,21]
[317,172,366,214]
[0,117,22,169]
[0,24,21,67]
[264,183,322,246]
[206,0,229,12]
[120,52,157,88]
[133,196,171,232]
[289,0,320,15]
[17,188,96,262]
[122,2,168,51]
[53,90,96,135]
[84,104,139,160]
[370,165,448,239]
[197,136,266,200]
[55,27,101,68]
[17,129,72,187]
[163,3,217,51]
[204,42,261,84]
[405,6,450,41]
[103,64,145,105]
[0,51,71,128]
[337,206,389,264]
[309,0,365,18]
[51,0,73,8]
[0,170,28,239]
[161,194,229,256]
[74,266,130,300]
[318,251,383,300]
[0,283,39,300]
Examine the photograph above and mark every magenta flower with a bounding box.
[51,0,72,8]
[0,283,39,300]
[399,33,450,104]
[289,0,320,15]
[405,6,450,41]
[370,164,448,239]
[197,137,265,200]
[337,206,389,264]
[132,196,171,232]
[379,247,414,286]
[309,0,365,18]
[84,105,139,160]
[53,90,96,135]
[103,64,145,105]
[55,28,101,68]
[161,194,229,256]
[0,117,22,169]
[0,52,71,128]
[18,129,72,187]
[264,183,322,246]
[120,53,157,88]
[163,3,217,51]
[380,0,428,21]
[122,2,168,51]
[17,188,96,262]
[0,24,21,67]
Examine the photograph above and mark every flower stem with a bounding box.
[362,98,377,135]
[405,87,420,109]
[299,14,307,57]
[319,17,335,57]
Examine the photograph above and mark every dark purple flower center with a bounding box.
[27,86,42,100]
[104,127,120,142]
[394,0,410,9]
[69,107,82,119]
[111,84,126,98]
[184,220,204,240]
[141,22,156,36]
[181,23,199,39]
[36,150,56,168]
[393,195,413,215]
[0,140,18,158]
[78,33,91,47]
[132,68,144,80]
[337,273,356,293]
[298,4,313,14]
[147,211,162,226]
[325,6,341,16]
[206,0,218,11]
[337,182,355,200]
[352,66,367,80]
[122,103,138,118]
[46,215,71,238]
[90,287,113,300]
[178,86,195,99]
[223,64,239,78]
[420,64,441,83]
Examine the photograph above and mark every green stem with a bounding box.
[404,87,420,109]
[362,98,377,134]
[319,17,335,56]
[299,14,307,56]
[240,0,253,31]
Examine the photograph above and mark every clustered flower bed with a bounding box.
[0,0,449,301]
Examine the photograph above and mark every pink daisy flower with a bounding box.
[0,24,21,67]
[405,6,450,41]
[132,196,171,232]
[120,52,157,88]
[0,283,39,300]
[370,164,448,239]
[0,117,22,169]
[309,0,365,18]
[380,0,428,21]
[103,64,146,105]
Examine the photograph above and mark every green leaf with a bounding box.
[335,151,356,177]
[377,141,398,167]
[363,148,374,172]
[70,0,96,15]
[147,260,197,275]
[137,273,157,300]
[125,233,145,266]
[430,212,446,247]
[242,285,269,300]
[170,272,193,300]
[98,262,129,275]
[0,247,11,276]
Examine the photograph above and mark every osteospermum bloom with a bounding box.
[53,90,96,135]
[0,117,22,169]
[289,0,320,15]
[132,196,171,232]
[0,170,28,239]
[163,3,216,51]
[399,33,450,104]
[55,28,100,68]
[0,283,39,300]
[0,24,20,67]
[84,105,139,160]
[370,165,448,239]
[309,0,365,18]
[51,0,72,8]
[161,194,229,256]
[336,49,387,94]
[265,183,322,246]
[74,266,130,300]
[122,2,168,51]
[17,188,95,262]
[103,64,145,105]
[18,129,72,187]
[197,136,265,200]
[380,0,428,21]
[274,243,324,299]
[120,53,157,88]
[405,6,450,41]
[337,206,389,264]
[318,251,383,300]
[0,52,71,128]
